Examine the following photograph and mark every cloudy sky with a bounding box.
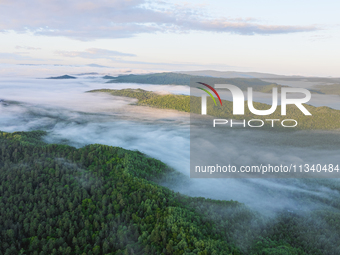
[0,0,339,76]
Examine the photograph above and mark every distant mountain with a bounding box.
[102,75,117,79]
[86,63,111,68]
[176,70,294,79]
[105,72,281,92]
[46,75,77,79]
[177,70,340,81]
[267,77,340,82]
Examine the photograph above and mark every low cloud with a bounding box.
[54,48,238,69]
[15,45,41,50]
[185,19,318,35]
[55,48,136,60]
[0,0,319,40]
[0,52,44,61]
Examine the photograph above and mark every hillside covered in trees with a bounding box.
[0,131,241,255]
[88,88,340,130]
[2,131,340,254]
[313,84,340,96]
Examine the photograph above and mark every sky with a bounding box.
[0,0,339,76]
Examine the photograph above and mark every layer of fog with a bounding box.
[0,76,190,172]
[0,63,162,78]
[184,120,340,213]
[1,76,340,217]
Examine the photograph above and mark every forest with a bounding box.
[2,130,340,254]
[88,88,340,130]
[313,84,340,96]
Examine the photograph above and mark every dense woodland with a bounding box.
[1,131,240,255]
[2,131,340,254]
[89,88,340,130]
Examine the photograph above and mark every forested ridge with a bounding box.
[104,72,340,96]
[0,131,243,255]
[88,88,340,130]
[2,131,340,254]
[104,73,285,93]
[313,84,340,96]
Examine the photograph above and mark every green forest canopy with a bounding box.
[4,131,340,254]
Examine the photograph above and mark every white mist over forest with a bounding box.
[1,71,340,216]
